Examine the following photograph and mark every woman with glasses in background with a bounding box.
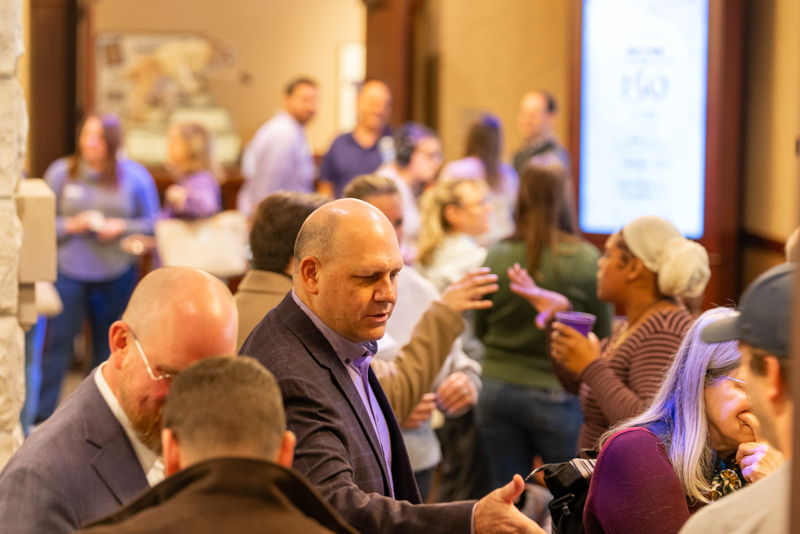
[417,179,492,293]
[439,114,518,246]
[584,308,785,534]
[511,214,711,456]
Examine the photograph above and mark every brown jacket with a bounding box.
[234,269,294,352]
[234,269,465,422]
[79,457,359,534]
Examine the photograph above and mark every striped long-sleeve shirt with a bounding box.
[552,307,694,453]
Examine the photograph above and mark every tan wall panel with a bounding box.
[438,0,569,163]
[741,245,786,290]
[742,0,800,241]
[94,0,365,153]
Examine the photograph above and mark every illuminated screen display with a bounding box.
[579,0,709,238]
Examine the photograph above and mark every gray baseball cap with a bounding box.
[701,263,796,358]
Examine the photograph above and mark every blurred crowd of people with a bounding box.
[3,76,797,534]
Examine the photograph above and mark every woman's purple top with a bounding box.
[161,169,222,219]
[46,157,160,282]
[584,427,704,534]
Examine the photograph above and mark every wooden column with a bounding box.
[365,0,412,126]
[29,0,77,177]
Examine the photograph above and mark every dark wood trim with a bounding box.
[568,0,744,309]
[365,0,412,125]
[77,0,95,117]
[29,0,78,177]
[567,0,583,200]
[740,230,787,254]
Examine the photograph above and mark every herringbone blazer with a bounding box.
[241,293,475,534]
[0,372,149,534]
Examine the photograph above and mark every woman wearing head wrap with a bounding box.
[510,215,711,453]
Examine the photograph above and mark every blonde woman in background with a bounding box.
[417,179,492,293]
[161,122,223,219]
[439,114,519,246]
[584,308,784,534]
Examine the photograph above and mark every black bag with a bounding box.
[529,458,596,534]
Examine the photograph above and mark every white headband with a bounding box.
[622,216,711,298]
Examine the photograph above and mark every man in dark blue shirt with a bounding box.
[319,80,393,198]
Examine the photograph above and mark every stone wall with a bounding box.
[0,0,27,468]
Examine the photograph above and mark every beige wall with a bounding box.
[741,0,800,242]
[18,0,28,171]
[738,0,800,288]
[94,0,365,153]
[437,0,570,163]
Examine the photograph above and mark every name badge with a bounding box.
[63,183,84,200]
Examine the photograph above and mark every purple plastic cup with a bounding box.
[555,311,597,337]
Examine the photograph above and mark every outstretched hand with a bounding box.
[474,475,546,534]
[508,263,570,329]
[440,267,499,314]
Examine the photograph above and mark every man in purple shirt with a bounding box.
[237,78,319,217]
[319,80,393,198]
[240,199,545,534]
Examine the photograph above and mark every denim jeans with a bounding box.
[476,376,583,489]
[36,266,138,421]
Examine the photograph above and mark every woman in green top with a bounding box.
[474,162,612,488]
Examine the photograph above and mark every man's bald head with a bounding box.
[294,199,397,272]
[122,267,237,347]
[293,199,403,342]
[107,267,238,454]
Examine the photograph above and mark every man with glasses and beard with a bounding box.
[0,267,238,534]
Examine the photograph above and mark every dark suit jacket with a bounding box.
[241,293,475,534]
[0,371,149,534]
[79,457,360,534]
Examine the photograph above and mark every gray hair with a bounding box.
[598,307,741,503]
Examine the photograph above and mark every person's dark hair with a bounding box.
[539,90,558,114]
[513,163,580,278]
[285,77,317,96]
[464,114,502,191]
[251,192,331,273]
[163,357,285,460]
[68,114,122,188]
[394,122,437,167]
[343,174,399,201]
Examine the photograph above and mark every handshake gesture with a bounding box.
[475,475,548,534]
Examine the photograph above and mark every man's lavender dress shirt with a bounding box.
[291,290,394,496]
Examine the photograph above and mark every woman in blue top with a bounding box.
[37,114,160,421]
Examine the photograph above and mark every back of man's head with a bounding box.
[342,174,399,202]
[163,357,286,467]
[250,192,331,273]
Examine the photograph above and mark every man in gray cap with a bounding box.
[680,263,795,534]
